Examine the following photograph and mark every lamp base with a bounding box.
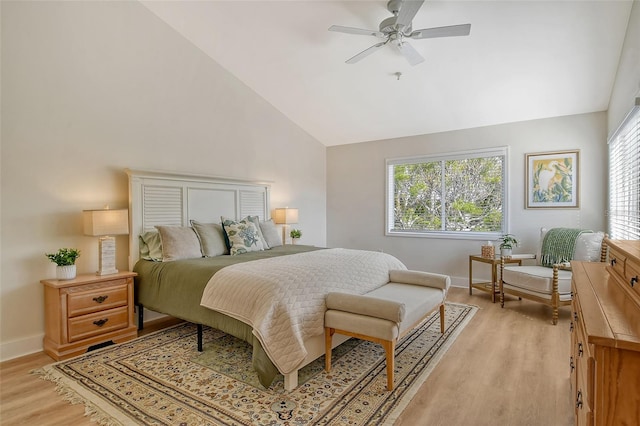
[97,236,119,276]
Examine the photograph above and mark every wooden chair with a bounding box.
[499,228,607,325]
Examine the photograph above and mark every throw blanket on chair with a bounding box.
[540,228,590,267]
[200,248,406,375]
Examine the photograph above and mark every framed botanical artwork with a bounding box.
[526,150,579,209]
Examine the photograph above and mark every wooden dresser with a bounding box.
[570,239,640,425]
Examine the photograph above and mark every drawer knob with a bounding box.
[570,321,574,332]
[569,356,574,373]
[576,391,583,409]
[93,295,109,304]
[93,318,109,327]
[611,258,617,266]
[631,276,638,288]
[578,343,583,357]
[574,311,578,322]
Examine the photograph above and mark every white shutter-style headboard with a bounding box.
[126,168,271,269]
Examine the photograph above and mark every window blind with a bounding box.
[608,100,640,240]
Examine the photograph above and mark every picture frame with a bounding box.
[526,150,579,209]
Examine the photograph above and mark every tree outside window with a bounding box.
[387,147,508,238]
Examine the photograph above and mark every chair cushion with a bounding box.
[325,310,400,341]
[503,265,572,295]
[366,283,444,335]
[326,292,405,323]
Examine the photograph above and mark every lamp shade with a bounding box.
[273,208,298,225]
[83,209,129,236]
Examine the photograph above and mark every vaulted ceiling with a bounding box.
[141,1,633,146]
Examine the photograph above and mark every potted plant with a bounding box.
[498,234,518,256]
[46,248,81,280]
[290,229,302,244]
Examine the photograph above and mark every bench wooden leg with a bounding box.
[382,339,396,391]
[325,327,335,372]
[439,304,445,333]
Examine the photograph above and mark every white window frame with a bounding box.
[386,146,509,240]
[608,98,640,240]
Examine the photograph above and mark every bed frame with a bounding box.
[125,168,347,390]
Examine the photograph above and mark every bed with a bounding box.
[127,169,405,390]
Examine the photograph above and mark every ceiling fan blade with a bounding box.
[396,41,425,66]
[328,25,383,38]
[396,0,425,27]
[345,41,387,64]
[410,23,471,39]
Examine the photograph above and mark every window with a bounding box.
[386,147,508,239]
[608,100,640,240]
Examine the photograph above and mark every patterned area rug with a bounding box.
[36,303,476,425]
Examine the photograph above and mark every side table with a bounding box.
[469,254,534,302]
[41,271,137,360]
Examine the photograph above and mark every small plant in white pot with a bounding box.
[290,229,302,244]
[498,234,518,257]
[46,248,81,280]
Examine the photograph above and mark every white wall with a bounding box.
[0,1,326,360]
[326,112,608,284]
[608,0,640,134]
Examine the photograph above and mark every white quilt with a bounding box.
[200,248,406,374]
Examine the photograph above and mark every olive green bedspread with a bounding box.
[133,244,321,388]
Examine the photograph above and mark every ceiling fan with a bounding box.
[329,0,471,66]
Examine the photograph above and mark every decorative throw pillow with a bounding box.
[155,226,203,261]
[574,231,605,262]
[246,215,269,249]
[190,220,229,257]
[221,217,265,255]
[260,219,282,248]
[139,231,163,261]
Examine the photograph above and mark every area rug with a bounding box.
[35,302,476,425]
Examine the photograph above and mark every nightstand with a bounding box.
[468,254,534,302]
[41,271,137,361]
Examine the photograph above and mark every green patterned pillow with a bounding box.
[221,217,265,255]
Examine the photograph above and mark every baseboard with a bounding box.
[1,309,169,363]
[3,283,469,363]
[0,333,44,363]
[450,276,468,289]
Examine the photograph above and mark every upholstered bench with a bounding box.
[324,269,451,390]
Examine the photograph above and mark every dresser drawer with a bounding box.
[68,306,128,342]
[66,280,129,317]
[574,368,593,426]
[607,247,626,279]
[624,258,640,301]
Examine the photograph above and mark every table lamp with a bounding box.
[273,207,298,245]
[83,208,129,275]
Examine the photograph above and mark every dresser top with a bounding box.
[573,260,640,352]
[605,239,640,261]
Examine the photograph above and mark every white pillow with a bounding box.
[574,231,605,261]
[190,220,229,257]
[155,226,203,261]
[260,219,282,248]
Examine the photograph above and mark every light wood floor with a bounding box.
[0,287,574,425]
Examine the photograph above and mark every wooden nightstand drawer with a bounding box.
[68,306,128,342]
[67,280,129,317]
